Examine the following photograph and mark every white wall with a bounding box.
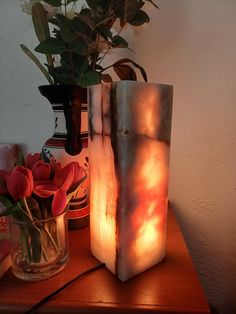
[0,1,236,313]
[133,1,236,313]
[0,0,54,153]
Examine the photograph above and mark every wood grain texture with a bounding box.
[0,207,211,314]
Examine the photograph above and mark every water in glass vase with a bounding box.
[9,211,69,281]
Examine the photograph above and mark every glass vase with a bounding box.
[9,210,69,281]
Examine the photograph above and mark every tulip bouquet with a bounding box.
[0,153,86,267]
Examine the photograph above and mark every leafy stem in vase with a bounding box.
[20,0,159,87]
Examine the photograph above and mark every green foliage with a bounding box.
[71,40,88,55]
[0,196,14,215]
[77,70,101,87]
[112,35,129,47]
[20,44,54,84]
[21,0,158,86]
[32,3,50,43]
[32,3,53,66]
[129,10,150,26]
[35,38,67,54]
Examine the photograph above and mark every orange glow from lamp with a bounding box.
[88,81,173,281]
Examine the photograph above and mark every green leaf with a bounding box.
[0,196,13,211]
[19,227,32,264]
[129,10,150,26]
[54,67,75,85]
[71,15,95,43]
[60,53,88,77]
[72,13,94,30]
[96,24,112,40]
[70,39,88,55]
[113,64,137,80]
[60,56,71,71]
[80,8,92,17]
[20,44,54,84]
[77,70,101,87]
[112,35,128,47]
[32,5,46,37]
[35,38,67,54]
[32,3,53,66]
[61,28,77,43]
[32,3,50,42]
[75,58,89,76]
[55,13,70,26]
[30,225,42,263]
[54,14,76,43]
[42,0,61,7]
[26,197,43,220]
[0,202,22,218]
[93,16,113,30]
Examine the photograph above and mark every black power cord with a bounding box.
[24,262,105,314]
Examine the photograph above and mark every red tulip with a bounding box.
[53,163,74,191]
[33,180,67,216]
[6,166,33,201]
[51,161,62,175]
[32,160,52,181]
[0,170,9,195]
[70,162,85,185]
[33,180,58,198]
[52,189,67,216]
[33,162,82,217]
[25,153,41,169]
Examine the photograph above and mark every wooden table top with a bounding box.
[0,208,211,314]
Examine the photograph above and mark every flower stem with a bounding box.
[22,197,33,221]
[43,225,60,254]
[22,198,49,262]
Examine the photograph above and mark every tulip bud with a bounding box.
[25,153,41,169]
[51,161,62,176]
[71,162,85,185]
[52,189,67,217]
[32,160,52,180]
[53,163,74,192]
[33,181,58,198]
[6,166,33,201]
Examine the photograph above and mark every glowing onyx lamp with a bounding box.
[88,81,173,281]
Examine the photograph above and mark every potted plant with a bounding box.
[20,0,158,228]
[20,0,158,86]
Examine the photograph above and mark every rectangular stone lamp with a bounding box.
[88,81,173,281]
